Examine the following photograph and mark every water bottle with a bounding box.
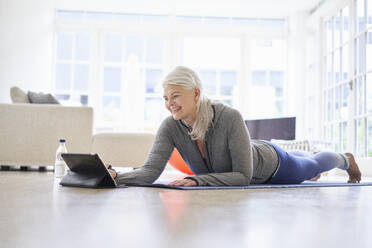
[54,139,68,178]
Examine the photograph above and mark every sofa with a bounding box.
[0,103,154,168]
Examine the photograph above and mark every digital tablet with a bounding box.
[60,153,118,188]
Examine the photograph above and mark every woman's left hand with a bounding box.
[169,179,197,187]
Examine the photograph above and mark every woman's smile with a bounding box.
[163,84,199,125]
[171,106,182,114]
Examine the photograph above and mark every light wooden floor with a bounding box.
[1,171,372,248]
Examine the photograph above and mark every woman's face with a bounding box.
[163,84,200,126]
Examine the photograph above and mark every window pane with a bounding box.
[356,0,366,33]
[182,37,240,69]
[126,36,143,63]
[199,70,217,95]
[146,37,164,64]
[220,70,237,96]
[341,83,349,119]
[270,71,284,97]
[356,119,366,156]
[221,99,233,106]
[323,91,327,121]
[367,31,372,71]
[57,33,73,60]
[80,95,88,105]
[369,0,372,28]
[341,121,347,152]
[75,33,90,61]
[55,94,70,101]
[145,97,166,122]
[251,39,286,69]
[327,90,334,121]
[356,76,366,115]
[104,67,121,92]
[327,124,334,143]
[368,117,372,156]
[334,122,340,152]
[103,96,121,122]
[326,19,333,52]
[56,63,71,90]
[74,64,89,91]
[334,49,341,83]
[367,73,372,114]
[335,85,341,120]
[357,34,366,74]
[252,70,266,86]
[250,86,276,118]
[342,43,349,80]
[145,69,163,93]
[342,6,349,43]
[334,13,341,49]
[270,71,284,86]
[104,34,122,62]
[326,54,333,87]
[275,100,283,114]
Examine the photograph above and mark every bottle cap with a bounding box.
[59,139,66,143]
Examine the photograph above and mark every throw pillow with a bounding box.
[27,91,60,104]
[10,87,30,103]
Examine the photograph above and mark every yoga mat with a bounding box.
[128,181,372,190]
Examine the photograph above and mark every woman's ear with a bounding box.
[194,88,200,101]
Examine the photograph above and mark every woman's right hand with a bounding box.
[105,163,117,179]
[108,169,117,179]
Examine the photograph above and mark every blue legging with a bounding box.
[267,142,349,184]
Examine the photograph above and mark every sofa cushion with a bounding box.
[10,87,30,103]
[27,91,60,104]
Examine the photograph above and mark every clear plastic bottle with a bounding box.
[54,139,67,178]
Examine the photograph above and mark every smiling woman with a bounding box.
[109,66,362,187]
[163,85,198,126]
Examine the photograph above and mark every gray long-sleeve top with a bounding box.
[115,103,279,186]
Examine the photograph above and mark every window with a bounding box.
[54,32,91,106]
[322,0,372,157]
[250,39,287,118]
[180,37,240,107]
[54,10,288,132]
[353,0,372,157]
[99,33,168,128]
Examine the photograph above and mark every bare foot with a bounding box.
[345,153,362,183]
[310,174,321,181]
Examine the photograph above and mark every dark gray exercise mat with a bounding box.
[128,181,372,190]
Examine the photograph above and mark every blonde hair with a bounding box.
[163,66,213,141]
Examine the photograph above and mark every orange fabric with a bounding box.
[168,148,194,175]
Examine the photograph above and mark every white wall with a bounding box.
[0,0,54,103]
